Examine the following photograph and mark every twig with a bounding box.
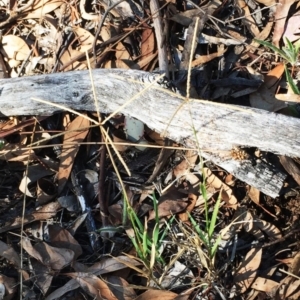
[60,2,168,71]
[0,11,19,29]
[19,118,38,300]
[92,0,125,67]
[149,0,168,76]
[52,31,74,73]
[98,136,109,228]
[225,3,278,24]
[80,0,99,21]
[0,0,35,28]
[15,0,35,13]
[59,33,124,71]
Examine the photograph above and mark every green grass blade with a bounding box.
[150,243,156,269]
[152,223,159,246]
[152,193,160,245]
[208,190,222,238]
[284,38,298,63]
[130,236,144,260]
[254,39,290,61]
[200,182,210,233]
[188,211,208,246]
[152,193,159,224]
[211,234,223,257]
[285,38,294,51]
[282,49,296,65]
[0,139,5,149]
[294,40,300,53]
[160,215,175,242]
[130,208,144,233]
[122,196,128,225]
[127,209,145,247]
[285,64,300,94]
[96,226,123,233]
[142,219,148,255]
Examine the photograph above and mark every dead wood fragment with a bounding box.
[279,156,300,186]
[0,68,296,197]
[149,0,168,75]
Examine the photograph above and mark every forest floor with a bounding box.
[0,0,300,299]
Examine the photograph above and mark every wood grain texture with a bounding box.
[0,68,294,197]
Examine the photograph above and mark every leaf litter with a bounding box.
[0,0,300,299]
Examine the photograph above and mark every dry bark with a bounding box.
[0,68,294,197]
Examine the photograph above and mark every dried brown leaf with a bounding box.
[116,42,131,60]
[290,251,300,276]
[0,274,17,298]
[100,26,111,41]
[31,259,53,295]
[48,224,82,259]
[254,0,276,5]
[106,275,137,300]
[192,45,227,67]
[89,256,142,274]
[285,278,300,298]
[25,0,64,18]
[272,0,295,47]
[36,242,74,270]
[138,52,158,70]
[173,158,190,178]
[172,151,198,183]
[185,150,198,166]
[252,277,279,292]
[2,35,31,61]
[23,238,74,270]
[276,93,300,102]
[140,28,156,70]
[45,278,79,300]
[276,257,294,265]
[108,203,123,225]
[60,48,87,71]
[254,218,282,240]
[148,199,188,220]
[248,189,277,218]
[19,164,55,197]
[250,63,286,111]
[65,272,118,300]
[236,0,260,37]
[0,135,37,160]
[112,133,129,152]
[22,238,44,263]
[0,240,21,267]
[115,59,140,69]
[113,254,149,278]
[31,201,60,221]
[283,12,300,42]
[134,289,178,300]
[279,156,300,185]
[73,27,95,52]
[248,186,260,204]
[204,168,237,208]
[233,248,262,293]
[0,202,61,234]
[178,193,197,221]
[37,177,57,205]
[57,115,90,193]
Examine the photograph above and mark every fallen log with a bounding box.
[0,69,295,197]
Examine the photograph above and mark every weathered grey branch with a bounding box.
[0,69,295,197]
